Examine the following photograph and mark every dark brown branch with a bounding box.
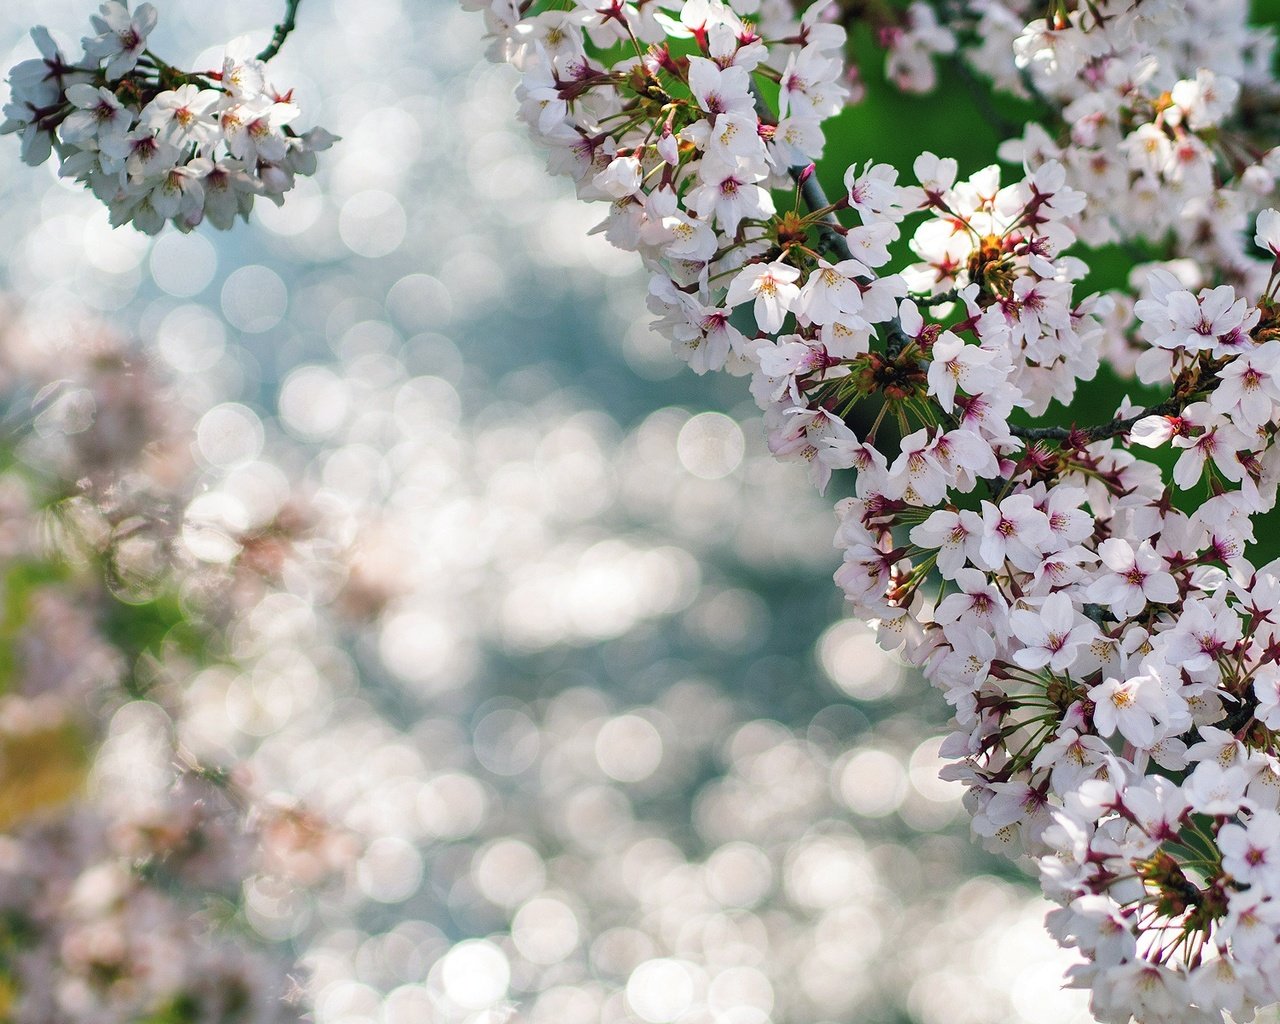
[792,164,854,263]
[1008,396,1189,445]
[257,0,303,62]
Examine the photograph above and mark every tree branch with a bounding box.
[257,0,303,62]
[751,84,855,264]
[792,163,854,263]
[946,55,1023,140]
[1007,395,1189,445]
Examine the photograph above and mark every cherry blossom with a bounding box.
[726,261,802,333]
[82,1,157,80]
[1087,539,1179,619]
[1009,592,1097,673]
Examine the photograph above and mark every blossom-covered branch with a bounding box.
[466,0,1280,1019]
[777,84,1215,461]
[1,2,335,233]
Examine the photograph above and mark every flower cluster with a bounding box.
[835,0,1279,262]
[470,0,1280,1018]
[1,2,335,234]
[996,0,1279,270]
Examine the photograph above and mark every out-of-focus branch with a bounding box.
[257,0,303,62]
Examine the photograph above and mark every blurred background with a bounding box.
[0,1,1115,1022]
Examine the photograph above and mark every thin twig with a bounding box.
[257,0,303,62]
